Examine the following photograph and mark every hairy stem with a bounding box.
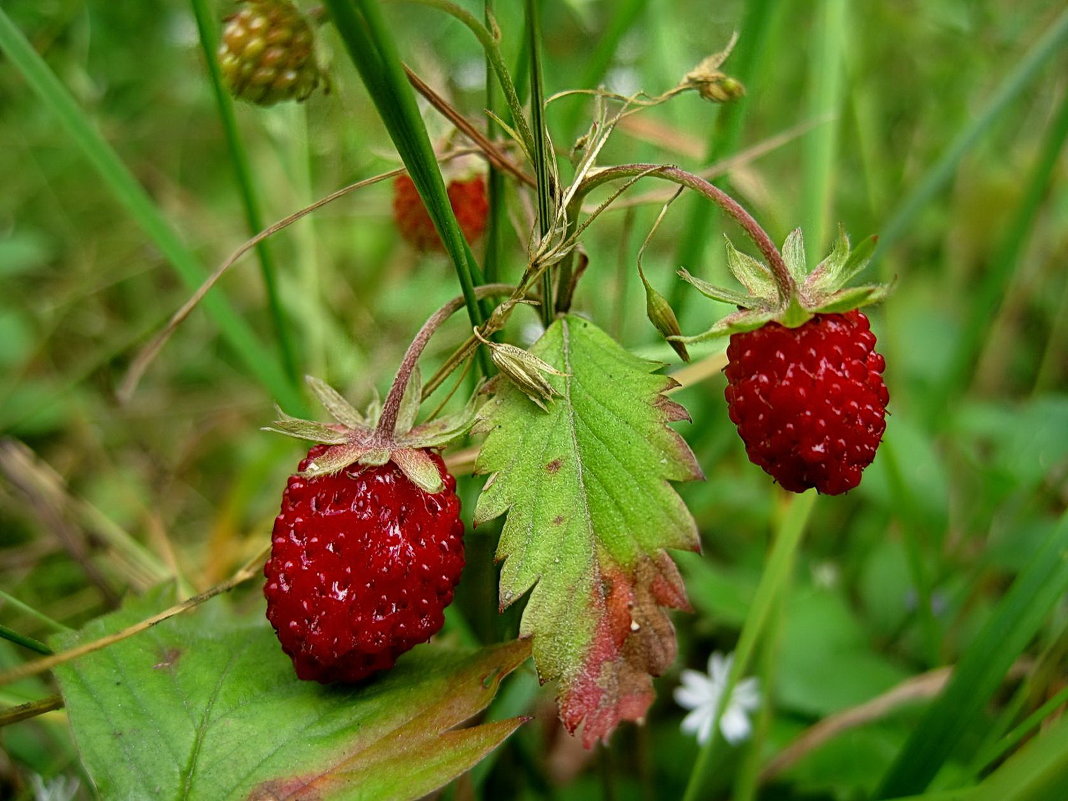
[376,284,515,438]
[575,164,793,299]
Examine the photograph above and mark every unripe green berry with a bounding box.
[219,0,323,106]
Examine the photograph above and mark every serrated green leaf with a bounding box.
[782,228,807,283]
[52,590,529,801]
[473,316,701,746]
[724,236,777,299]
[678,268,757,308]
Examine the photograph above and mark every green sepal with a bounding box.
[673,309,777,344]
[298,443,374,476]
[392,447,445,494]
[261,412,351,444]
[641,269,689,362]
[813,283,891,314]
[805,224,851,296]
[724,236,777,299]
[838,233,878,285]
[678,268,757,308]
[305,375,370,430]
[395,366,423,435]
[401,386,485,449]
[780,293,813,328]
[782,228,807,286]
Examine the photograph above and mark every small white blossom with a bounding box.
[674,651,760,745]
[30,774,80,801]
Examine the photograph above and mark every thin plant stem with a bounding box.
[0,695,64,729]
[801,0,846,263]
[524,0,555,327]
[0,624,52,656]
[682,490,817,801]
[188,0,300,385]
[392,0,535,157]
[670,0,782,313]
[0,590,71,634]
[575,164,792,295]
[328,0,491,376]
[375,284,514,438]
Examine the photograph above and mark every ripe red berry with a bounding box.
[724,310,888,495]
[392,174,489,252]
[264,445,465,683]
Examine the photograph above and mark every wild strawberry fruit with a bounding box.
[678,226,891,494]
[724,310,888,495]
[392,174,488,252]
[219,0,323,106]
[265,445,464,683]
[263,373,479,682]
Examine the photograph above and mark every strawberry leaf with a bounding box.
[473,316,702,746]
[52,588,529,801]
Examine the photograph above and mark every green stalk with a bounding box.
[0,624,52,656]
[0,8,306,414]
[398,0,535,156]
[870,8,1068,276]
[325,0,489,374]
[0,590,71,633]
[801,0,847,263]
[524,0,555,328]
[669,0,781,313]
[559,0,648,138]
[482,0,505,284]
[188,0,300,385]
[682,491,817,801]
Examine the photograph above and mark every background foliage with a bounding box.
[1,1,1066,799]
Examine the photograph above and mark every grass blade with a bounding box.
[188,0,300,385]
[875,510,1068,798]
[0,8,305,413]
[870,8,1068,277]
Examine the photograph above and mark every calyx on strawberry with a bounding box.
[678,227,891,494]
[263,372,479,682]
[392,173,489,252]
[219,0,324,106]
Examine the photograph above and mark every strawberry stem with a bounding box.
[574,164,795,300]
[376,284,515,438]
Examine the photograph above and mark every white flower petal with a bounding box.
[708,651,732,682]
[733,676,761,710]
[681,706,712,738]
[720,707,753,744]
[674,683,714,711]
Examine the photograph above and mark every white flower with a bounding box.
[30,774,80,801]
[674,651,761,745]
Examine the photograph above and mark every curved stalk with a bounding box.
[375,284,515,438]
[569,163,793,303]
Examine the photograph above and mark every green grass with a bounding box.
[0,1,1065,799]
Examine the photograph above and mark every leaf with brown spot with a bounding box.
[52,588,530,800]
[474,316,702,746]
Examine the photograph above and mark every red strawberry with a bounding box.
[677,227,891,493]
[724,310,888,495]
[264,444,464,683]
[392,174,488,252]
